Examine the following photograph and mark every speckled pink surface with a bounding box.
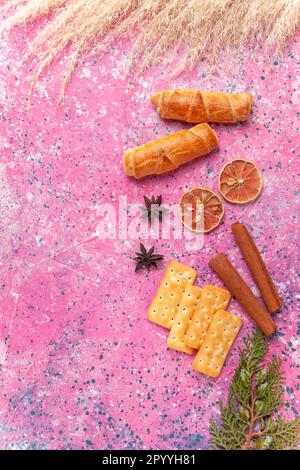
[0,25,299,450]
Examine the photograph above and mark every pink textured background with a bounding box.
[0,24,299,449]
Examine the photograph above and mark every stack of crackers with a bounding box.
[147,261,242,378]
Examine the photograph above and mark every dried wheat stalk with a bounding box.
[1,0,299,98]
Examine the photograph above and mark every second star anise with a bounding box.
[134,243,164,272]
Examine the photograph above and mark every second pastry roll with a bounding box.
[123,123,218,179]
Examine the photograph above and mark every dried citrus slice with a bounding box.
[179,187,224,233]
[218,159,263,204]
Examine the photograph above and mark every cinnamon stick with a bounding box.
[232,222,282,313]
[209,253,276,336]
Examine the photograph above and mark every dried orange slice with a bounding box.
[179,187,224,233]
[218,159,263,204]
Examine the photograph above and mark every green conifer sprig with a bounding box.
[210,330,300,450]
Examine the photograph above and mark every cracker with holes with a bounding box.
[147,261,197,329]
[185,285,231,349]
[167,285,203,354]
[192,309,242,378]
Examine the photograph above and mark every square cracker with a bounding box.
[193,309,242,378]
[167,285,203,354]
[185,284,230,350]
[147,261,197,329]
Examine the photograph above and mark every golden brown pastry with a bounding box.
[123,123,218,179]
[151,89,253,123]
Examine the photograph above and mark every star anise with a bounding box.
[140,195,169,224]
[134,243,164,272]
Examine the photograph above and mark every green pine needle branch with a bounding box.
[210,330,300,450]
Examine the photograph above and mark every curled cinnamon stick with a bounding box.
[209,253,276,336]
[232,222,282,313]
